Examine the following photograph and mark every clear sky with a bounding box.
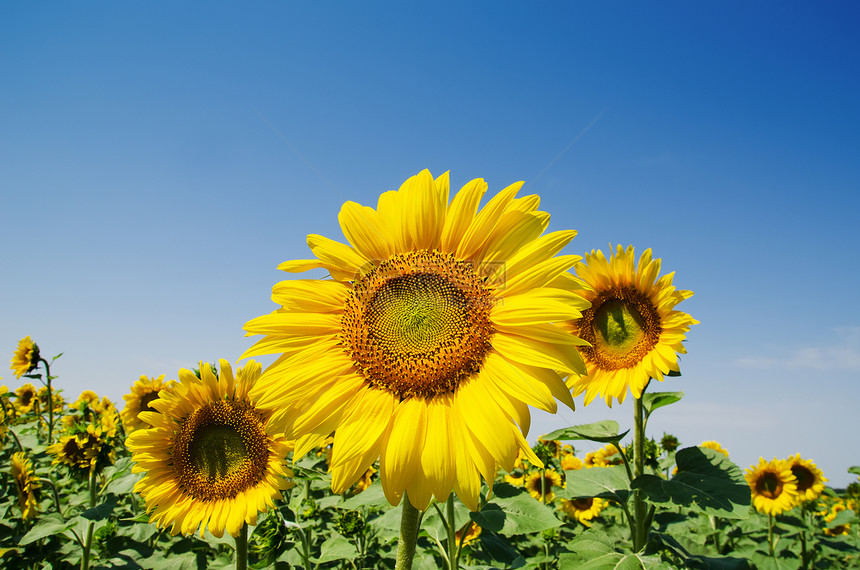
[2,2,859,486]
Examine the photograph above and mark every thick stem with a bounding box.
[395,494,422,570]
[235,523,248,570]
[632,395,648,552]
[446,494,458,570]
[41,359,54,444]
[81,468,97,570]
[768,513,775,556]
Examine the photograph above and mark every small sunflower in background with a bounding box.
[455,521,482,546]
[525,469,564,503]
[243,170,589,511]
[127,359,294,538]
[37,386,64,413]
[823,502,851,536]
[561,454,584,471]
[700,441,729,457]
[560,497,607,527]
[746,457,799,515]
[504,472,525,486]
[10,452,41,521]
[121,374,168,432]
[568,245,699,406]
[585,444,623,467]
[785,454,827,503]
[13,384,38,415]
[10,336,40,379]
[48,391,120,476]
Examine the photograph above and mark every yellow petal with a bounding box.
[456,181,523,259]
[380,398,427,506]
[307,234,372,280]
[400,169,444,250]
[338,201,393,262]
[440,178,487,253]
[420,395,456,502]
[493,331,586,375]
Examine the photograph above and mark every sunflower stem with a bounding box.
[446,494,458,570]
[768,513,775,556]
[395,493,421,570]
[632,395,648,552]
[40,358,54,444]
[235,523,248,570]
[81,467,97,570]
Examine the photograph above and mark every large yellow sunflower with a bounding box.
[785,454,827,503]
[560,497,606,526]
[11,452,40,521]
[10,336,40,379]
[127,359,293,538]
[121,374,168,432]
[569,245,698,405]
[243,170,589,511]
[745,457,799,515]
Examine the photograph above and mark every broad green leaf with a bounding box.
[81,496,118,521]
[558,532,668,569]
[313,534,358,563]
[632,447,750,519]
[339,480,389,509]
[19,513,78,545]
[561,465,631,503]
[750,551,801,570]
[848,465,860,476]
[542,420,628,444]
[658,531,752,569]
[642,391,684,419]
[469,485,561,536]
[826,507,858,529]
[421,496,471,544]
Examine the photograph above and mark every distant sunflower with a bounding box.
[11,452,40,521]
[561,454,584,471]
[569,245,698,405]
[585,444,623,468]
[127,360,293,538]
[746,458,798,515]
[525,469,564,503]
[786,454,826,503]
[504,472,525,486]
[700,441,729,457]
[14,384,38,414]
[121,374,168,432]
[560,497,606,527]
[10,336,39,379]
[243,170,589,511]
[455,521,482,546]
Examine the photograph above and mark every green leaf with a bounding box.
[81,496,117,521]
[641,391,684,420]
[19,513,79,545]
[826,507,858,529]
[558,530,668,569]
[312,535,358,563]
[657,532,753,569]
[541,420,629,444]
[750,551,801,570]
[52,352,64,362]
[338,481,389,509]
[560,465,631,503]
[469,484,561,536]
[631,447,750,519]
[848,465,860,476]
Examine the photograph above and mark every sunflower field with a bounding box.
[3,171,860,569]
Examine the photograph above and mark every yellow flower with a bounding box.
[74,390,100,409]
[823,503,851,536]
[37,386,64,413]
[561,454,584,471]
[121,374,168,432]
[700,441,729,457]
[14,384,38,414]
[785,454,827,503]
[525,469,564,503]
[585,444,623,467]
[243,170,589,511]
[745,458,799,515]
[560,497,606,526]
[127,360,294,538]
[11,452,40,521]
[455,521,482,546]
[504,472,525,486]
[48,432,100,472]
[10,336,40,379]
[569,246,699,405]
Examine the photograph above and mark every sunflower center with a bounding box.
[140,391,161,413]
[341,251,494,399]
[577,287,661,370]
[573,498,594,510]
[173,400,270,501]
[756,472,784,499]
[791,465,814,492]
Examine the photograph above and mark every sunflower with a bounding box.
[504,472,525,486]
[745,458,799,515]
[121,374,168,432]
[560,497,606,527]
[569,245,698,406]
[455,521,482,546]
[525,469,564,503]
[13,384,38,414]
[561,454,584,471]
[127,359,294,538]
[785,454,826,503]
[37,386,64,413]
[11,452,40,521]
[584,444,623,467]
[10,336,40,379]
[700,441,729,457]
[823,503,851,536]
[243,170,589,511]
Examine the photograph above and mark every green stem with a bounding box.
[395,494,422,570]
[81,468,97,570]
[768,513,774,556]
[632,395,648,552]
[40,359,54,444]
[235,523,248,570]
[446,494,458,570]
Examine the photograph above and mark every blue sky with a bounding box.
[2,2,859,486]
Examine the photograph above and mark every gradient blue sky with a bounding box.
[2,3,859,486]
